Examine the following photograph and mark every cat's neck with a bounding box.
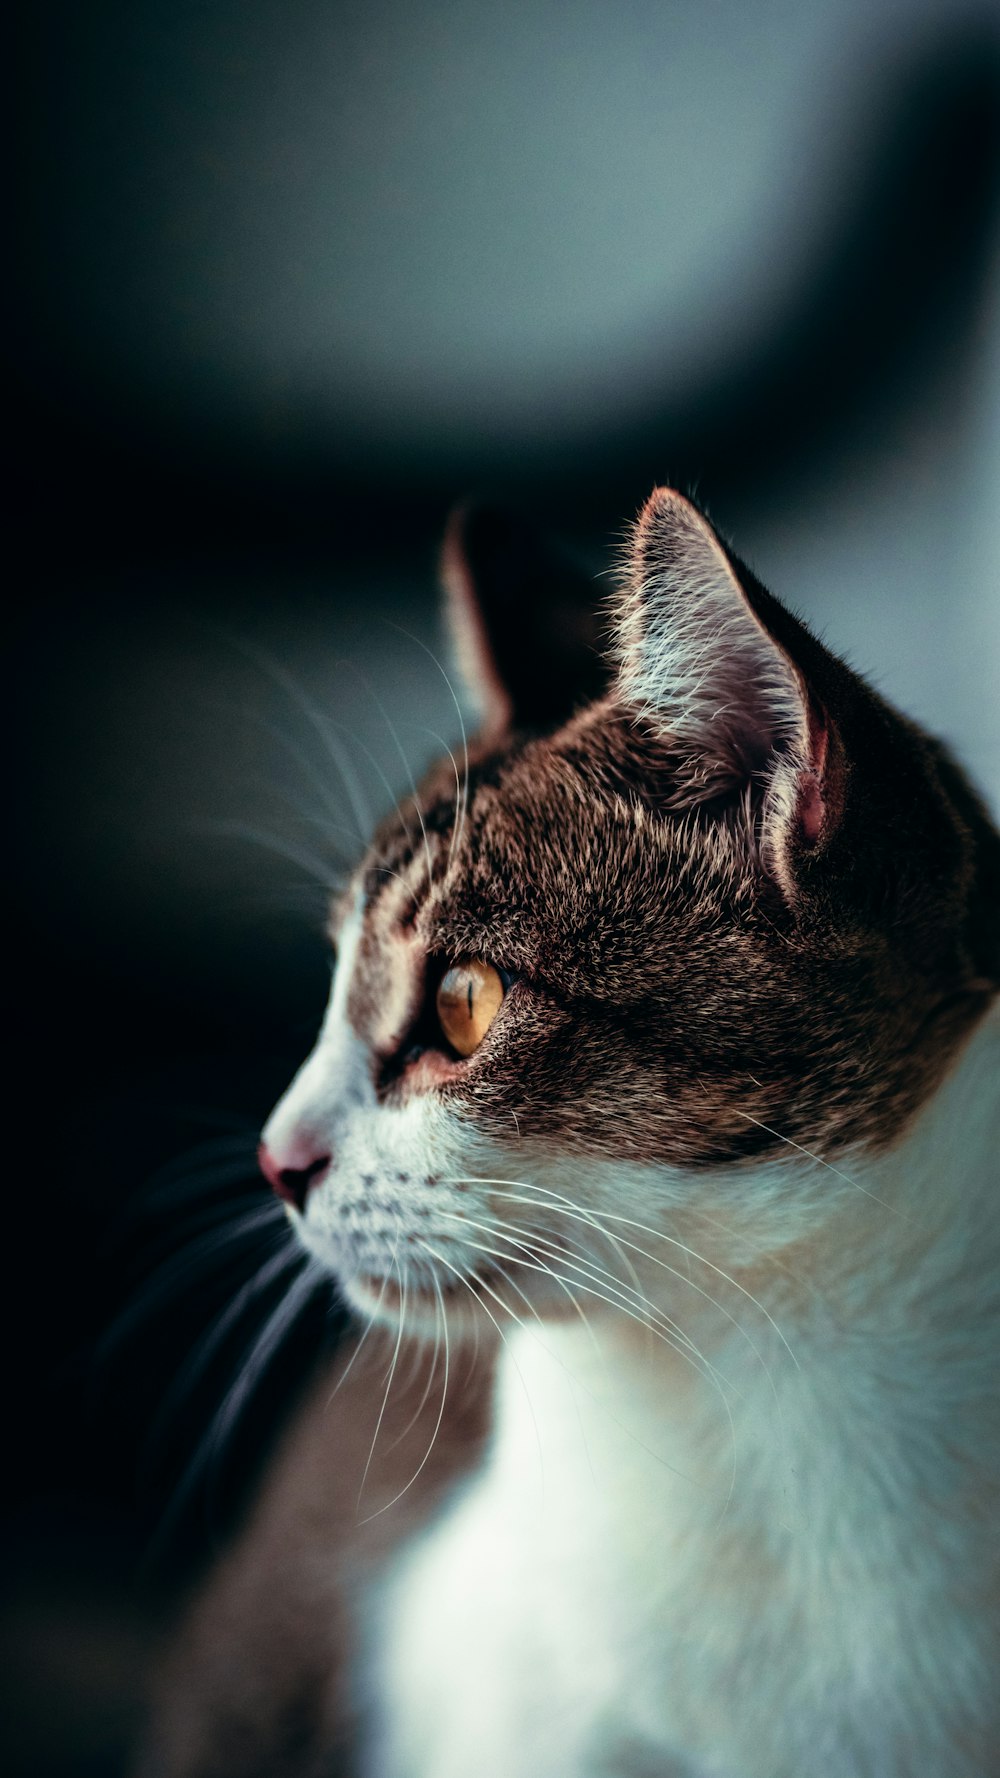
[489,1005,1000,1532]
[376,1015,999,1778]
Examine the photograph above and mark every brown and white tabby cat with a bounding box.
[140,490,1000,1778]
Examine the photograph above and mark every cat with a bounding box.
[138,489,1000,1778]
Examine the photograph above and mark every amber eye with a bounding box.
[435,958,505,1058]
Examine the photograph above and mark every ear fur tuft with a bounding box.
[614,489,816,809]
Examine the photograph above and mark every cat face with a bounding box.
[260,492,999,1336]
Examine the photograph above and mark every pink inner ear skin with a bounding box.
[798,703,829,845]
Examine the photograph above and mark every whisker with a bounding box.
[418,1239,545,1500]
[124,1191,278,1264]
[460,1180,785,1461]
[400,722,464,879]
[442,1218,601,1358]
[219,631,376,841]
[338,660,435,894]
[449,1217,739,1410]
[227,785,361,859]
[442,1209,705,1375]
[182,685,368,846]
[252,711,369,840]
[436,1234,694,1489]
[386,623,470,874]
[103,1206,283,1353]
[357,1265,452,1524]
[327,713,414,827]
[384,1296,443,1455]
[463,1208,669,1351]
[356,1247,409,1512]
[325,1271,395,1406]
[734,1112,906,1218]
[476,1255,600,1489]
[148,1258,325,1560]
[139,1240,303,1477]
[198,819,346,893]
[447,1174,648,1313]
[489,1179,799,1374]
[146,1128,259,1167]
[134,1156,263,1215]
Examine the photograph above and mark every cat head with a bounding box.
[260,491,999,1337]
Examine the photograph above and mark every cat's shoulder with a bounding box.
[136,1339,492,1778]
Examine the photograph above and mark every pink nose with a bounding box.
[258,1142,331,1213]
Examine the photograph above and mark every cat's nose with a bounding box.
[258,1141,331,1213]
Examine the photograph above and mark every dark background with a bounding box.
[8,2,1000,1772]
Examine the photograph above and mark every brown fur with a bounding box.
[137,491,1000,1776]
[351,495,999,1167]
[136,1339,491,1778]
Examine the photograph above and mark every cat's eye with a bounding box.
[436,958,505,1058]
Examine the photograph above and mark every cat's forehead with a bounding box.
[356,715,763,992]
[310,486,996,1173]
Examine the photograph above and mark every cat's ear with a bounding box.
[613,489,831,877]
[442,502,606,740]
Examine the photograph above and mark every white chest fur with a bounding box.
[366,1016,1000,1778]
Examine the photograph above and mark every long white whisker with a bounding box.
[324,715,421,856]
[204,1261,324,1480]
[454,1176,727,1368]
[442,1240,731,1497]
[595,1208,799,1371]
[213,700,369,843]
[384,1290,443,1455]
[449,1219,739,1410]
[734,1112,906,1218]
[419,1240,545,1498]
[339,661,435,893]
[356,1251,408,1512]
[142,1241,304,1464]
[400,722,464,879]
[325,1269,395,1406]
[442,1208,724,1383]
[184,684,367,850]
[443,1219,601,1357]
[105,1207,284,1351]
[145,1259,323,1563]
[224,634,375,841]
[450,1206,673,1345]
[449,1174,649,1321]
[144,1130,258,1175]
[481,1255,600,1490]
[138,1155,265,1212]
[486,1179,798,1374]
[358,1267,452,1524]
[200,819,346,891]
[442,1238,695,1487]
[463,1182,786,1459]
[386,623,470,872]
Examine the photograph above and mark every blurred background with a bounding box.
[8,1,1000,1771]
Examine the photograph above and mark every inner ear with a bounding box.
[441,502,607,740]
[614,489,833,881]
[617,490,812,781]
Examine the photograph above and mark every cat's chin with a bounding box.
[344,1264,501,1330]
[339,1263,574,1343]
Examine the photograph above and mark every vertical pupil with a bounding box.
[435,959,505,1057]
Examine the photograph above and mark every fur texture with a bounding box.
[138,491,1000,1778]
